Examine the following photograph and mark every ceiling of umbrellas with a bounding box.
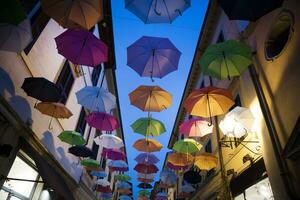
[1,0,284,199]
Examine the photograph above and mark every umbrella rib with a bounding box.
[156,53,179,70]
[145,0,154,23]
[162,0,172,22]
[77,1,88,28]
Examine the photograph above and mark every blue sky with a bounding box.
[111,0,209,197]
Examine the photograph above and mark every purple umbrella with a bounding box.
[100,193,112,199]
[127,36,181,80]
[102,148,125,160]
[55,29,108,67]
[85,112,119,131]
[135,153,159,164]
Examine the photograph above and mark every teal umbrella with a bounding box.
[200,40,252,80]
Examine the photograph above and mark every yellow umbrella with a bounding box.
[133,138,163,152]
[129,85,172,112]
[167,152,194,166]
[194,153,218,171]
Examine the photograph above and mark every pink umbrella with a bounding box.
[85,112,119,131]
[102,148,125,160]
[55,29,108,67]
[179,118,213,137]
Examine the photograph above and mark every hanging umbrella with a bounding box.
[217,0,283,21]
[219,106,255,138]
[108,160,128,172]
[167,152,194,166]
[58,131,85,145]
[84,165,102,171]
[95,179,110,187]
[94,134,124,149]
[119,195,132,200]
[138,190,151,197]
[172,139,202,154]
[134,164,159,174]
[114,174,131,182]
[138,183,152,189]
[178,192,191,198]
[0,0,27,25]
[194,153,218,171]
[100,193,113,199]
[55,29,108,67]
[68,146,93,157]
[135,153,159,165]
[125,0,191,23]
[183,86,234,125]
[167,162,189,171]
[129,86,172,112]
[133,138,163,153]
[22,77,62,102]
[35,102,72,118]
[116,181,131,190]
[118,188,132,195]
[41,0,103,30]
[180,184,195,193]
[160,170,177,185]
[200,40,252,80]
[131,117,166,137]
[138,177,154,183]
[86,112,119,131]
[137,173,156,180]
[156,192,168,197]
[80,158,100,168]
[183,170,202,184]
[96,185,112,193]
[127,36,181,80]
[137,196,149,200]
[179,118,213,137]
[102,148,125,160]
[76,86,116,112]
[157,182,175,189]
[90,170,107,178]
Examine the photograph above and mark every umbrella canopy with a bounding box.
[134,164,158,174]
[86,112,119,131]
[41,0,103,29]
[138,183,152,189]
[102,148,125,160]
[119,195,132,200]
[80,158,100,168]
[167,152,194,166]
[125,0,191,23]
[137,196,149,200]
[96,185,112,193]
[100,193,113,199]
[183,170,202,184]
[138,177,154,183]
[138,190,151,197]
[179,118,213,137]
[35,102,72,118]
[94,134,124,149]
[90,170,107,178]
[219,106,255,138]
[135,153,159,165]
[217,0,283,21]
[21,77,61,102]
[156,192,168,197]
[137,173,156,180]
[127,36,181,79]
[76,86,116,112]
[108,160,128,172]
[68,146,93,157]
[116,181,131,189]
[157,182,175,189]
[58,131,85,145]
[167,162,189,171]
[160,170,177,185]
[172,139,202,154]
[131,117,166,137]
[180,184,195,193]
[96,179,110,187]
[129,85,172,112]
[200,40,252,80]
[118,188,132,195]
[55,29,108,67]
[0,0,27,25]
[194,153,218,171]
[114,174,131,182]
[133,138,163,153]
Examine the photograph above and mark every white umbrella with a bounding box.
[108,160,128,168]
[95,179,110,187]
[76,86,116,112]
[0,19,32,53]
[219,106,255,138]
[137,173,156,179]
[94,134,124,149]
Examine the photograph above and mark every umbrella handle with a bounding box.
[34,100,38,107]
[154,0,161,16]
[48,116,53,130]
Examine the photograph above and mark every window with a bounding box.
[217,31,225,43]
[91,65,102,86]
[265,11,294,60]
[75,108,87,135]
[91,141,99,160]
[236,20,250,33]
[205,139,212,153]
[56,61,74,104]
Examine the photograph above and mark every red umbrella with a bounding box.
[138,177,155,183]
[96,185,112,193]
[85,112,119,131]
[134,164,159,174]
[102,148,125,160]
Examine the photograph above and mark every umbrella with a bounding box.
[55,29,108,67]
[131,117,166,137]
[180,184,195,193]
[90,171,107,178]
[21,77,61,102]
[217,0,283,21]
[116,181,131,189]
[157,182,175,189]
[135,153,159,165]
[167,152,194,166]
[0,0,27,25]
[41,0,103,29]
[95,179,110,187]
[137,196,149,200]
[118,188,132,195]
[134,164,158,174]
[100,193,113,199]
[183,86,234,125]
[160,170,177,185]
[68,146,93,157]
[138,190,150,197]
[85,112,119,131]
[127,36,181,80]
[179,118,213,137]
[114,174,131,182]
[178,192,191,198]
[108,160,128,172]
[219,106,255,138]
[119,195,132,200]
[137,173,156,180]
[0,19,32,53]
[129,86,172,112]
[200,40,252,80]
[194,153,218,171]
[94,134,124,149]
[138,177,154,183]
[96,185,112,193]
[183,170,202,184]
[80,158,100,168]
[58,131,85,145]
[138,183,152,189]
[102,148,125,160]
[172,139,202,154]
[125,0,191,23]
[133,138,163,152]
[76,86,116,112]
[156,192,168,197]
[167,162,189,171]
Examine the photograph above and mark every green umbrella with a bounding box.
[80,158,100,168]
[200,40,252,80]
[115,174,131,181]
[0,0,27,25]
[172,138,202,154]
[58,131,86,146]
[138,190,150,196]
[131,117,166,137]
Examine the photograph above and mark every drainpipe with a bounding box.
[249,64,298,199]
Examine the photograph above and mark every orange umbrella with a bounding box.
[133,138,163,152]
[167,152,194,166]
[41,0,103,30]
[157,182,175,189]
[194,153,218,171]
[129,85,172,112]
[138,177,155,183]
[183,86,234,124]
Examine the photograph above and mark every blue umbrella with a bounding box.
[90,171,107,178]
[119,195,132,200]
[160,170,177,185]
[108,160,128,170]
[100,193,112,199]
[116,181,131,189]
[125,0,191,23]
